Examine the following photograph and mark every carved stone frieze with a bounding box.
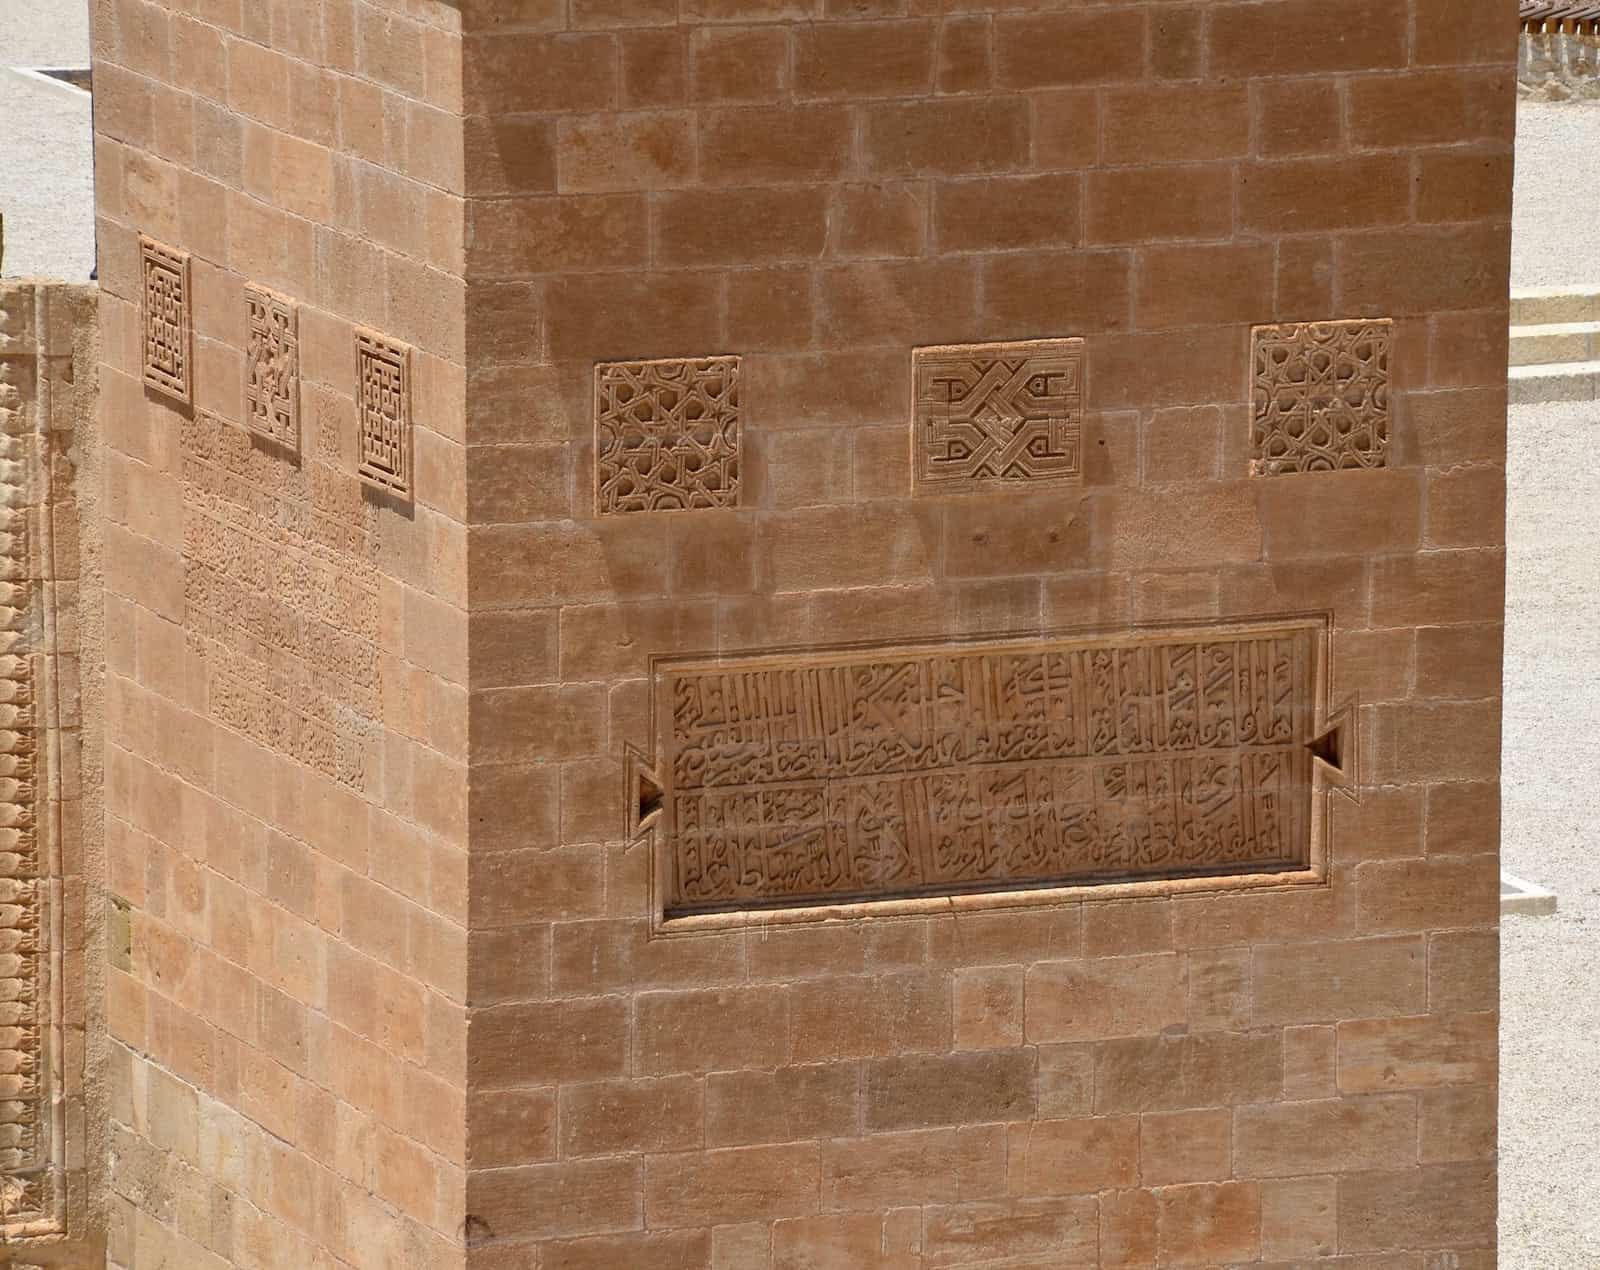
[633,618,1346,919]
[243,283,299,450]
[181,413,382,791]
[913,338,1084,495]
[139,235,192,406]
[0,281,77,1237]
[595,356,742,515]
[355,328,412,497]
[1251,319,1391,475]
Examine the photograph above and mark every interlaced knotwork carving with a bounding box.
[1251,319,1391,475]
[913,339,1084,495]
[595,356,741,515]
[244,283,299,450]
[140,235,192,406]
[649,621,1326,916]
[355,328,411,497]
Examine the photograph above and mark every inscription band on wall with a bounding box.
[631,618,1344,921]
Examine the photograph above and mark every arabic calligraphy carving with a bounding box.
[140,235,192,406]
[181,413,382,791]
[356,328,412,496]
[647,621,1324,916]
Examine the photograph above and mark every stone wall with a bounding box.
[1520,25,1600,99]
[89,0,1515,1264]
[458,0,1513,1265]
[90,1,471,1266]
[0,279,103,1268]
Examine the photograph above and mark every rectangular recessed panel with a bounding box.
[656,620,1322,917]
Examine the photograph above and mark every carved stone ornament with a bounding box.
[243,283,300,450]
[140,234,193,406]
[1251,319,1391,475]
[355,327,412,497]
[628,618,1355,921]
[913,338,1084,495]
[595,356,742,515]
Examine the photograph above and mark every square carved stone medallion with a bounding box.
[1251,319,1391,475]
[913,338,1084,495]
[595,356,742,515]
[355,328,412,497]
[243,283,300,450]
[140,235,193,406]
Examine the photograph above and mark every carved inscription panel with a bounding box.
[140,235,192,406]
[355,328,412,496]
[913,339,1084,495]
[244,283,299,450]
[1251,319,1391,475]
[595,356,741,515]
[651,621,1326,917]
[181,414,382,791]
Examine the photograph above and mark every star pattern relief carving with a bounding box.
[594,356,742,515]
[1251,319,1391,475]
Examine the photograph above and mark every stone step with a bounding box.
[1510,286,1600,325]
[1501,871,1557,918]
[1509,358,1600,403]
[1509,320,1600,366]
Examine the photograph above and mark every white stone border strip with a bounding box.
[1502,871,1559,917]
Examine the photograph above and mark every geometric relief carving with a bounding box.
[181,414,382,791]
[595,356,741,515]
[913,338,1084,495]
[1250,319,1391,476]
[243,283,299,450]
[355,328,411,497]
[140,235,193,406]
[643,618,1330,918]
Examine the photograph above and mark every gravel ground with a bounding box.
[0,0,93,280]
[1501,400,1600,1265]
[1512,99,1600,289]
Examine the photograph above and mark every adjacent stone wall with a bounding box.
[459,0,1513,1265]
[90,0,470,1266]
[0,279,103,1268]
[1520,24,1600,99]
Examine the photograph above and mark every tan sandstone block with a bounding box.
[1140,1108,1230,1185]
[1026,954,1186,1042]
[1005,1116,1139,1196]
[646,1145,821,1229]
[1235,1095,1418,1178]
[1337,1013,1497,1093]
[1159,1182,1261,1264]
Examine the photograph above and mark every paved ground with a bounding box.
[1513,99,1600,289]
[0,0,93,280]
[1501,400,1600,1266]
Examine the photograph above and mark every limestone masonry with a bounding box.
[75,0,1517,1264]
